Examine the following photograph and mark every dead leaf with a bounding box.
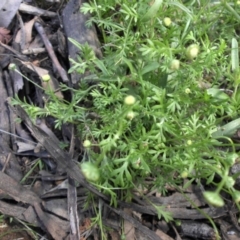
[34,202,69,239]
[15,17,38,51]
[79,218,91,232]
[20,61,63,99]
[123,208,135,240]
[24,17,38,46]
[0,27,11,44]
[79,218,92,240]
[0,221,32,240]
[155,229,174,240]
[109,230,121,240]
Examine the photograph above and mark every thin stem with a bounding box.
[222,1,240,22]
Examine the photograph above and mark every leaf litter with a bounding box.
[0,1,239,240]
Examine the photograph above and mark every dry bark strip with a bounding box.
[68,177,80,240]
[149,192,205,208]
[0,70,22,181]
[62,0,102,85]
[34,202,69,239]
[119,199,229,220]
[180,221,217,240]
[9,103,109,202]
[6,104,111,239]
[0,66,62,237]
[107,203,162,240]
[0,171,70,239]
[0,172,40,204]
[0,201,39,225]
[0,200,69,235]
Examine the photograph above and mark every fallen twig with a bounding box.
[34,21,69,82]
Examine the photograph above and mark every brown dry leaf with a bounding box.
[15,17,38,50]
[123,208,135,240]
[109,230,121,240]
[0,27,11,44]
[79,218,92,232]
[20,61,63,99]
[80,218,91,240]
[24,17,38,45]
[0,222,33,240]
[155,229,174,240]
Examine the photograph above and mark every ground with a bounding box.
[0,0,240,240]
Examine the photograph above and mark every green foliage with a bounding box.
[11,0,240,225]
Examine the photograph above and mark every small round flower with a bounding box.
[185,88,191,94]
[124,95,136,105]
[170,59,180,70]
[114,133,120,140]
[186,44,200,60]
[203,191,224,207]
[81,162,100,182]
[83,140,91,148]
[232,190,240,203]
[8,63,16,71]
[126,111,135,120]
[226,153,238,167]
[131,158,141,169]
[225,176,235,189]
[163,17,172,27]
[187,140,192,145]
[216,163,222,169]
[175,220,181,226]
[180,170,188,179]
[42,74,51,82]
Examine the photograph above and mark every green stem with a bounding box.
[15,69,44,91]
[176,185,220,240]
[215,169,228,194]
[222,1,240,22]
